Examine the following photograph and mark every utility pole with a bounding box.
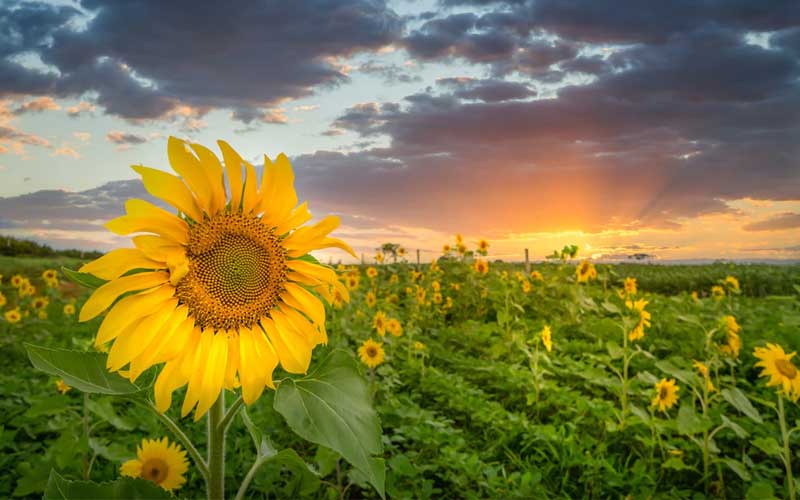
[416,249,421,269]
[524,248,530,274]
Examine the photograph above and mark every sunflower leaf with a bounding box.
[43,469,171,499]
[61,267,108,289]
[25,344,143,396]
[274,349,385,498]
[721,387,763,424]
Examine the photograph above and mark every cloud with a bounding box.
[13,96,60,114]
[742,212,800,232]
[436,77,536,102]
[1,0,404,122]
[106,131,147,146]
[51,145,80,159]
[357,61,422,84]
[72,131,91,142]
[66,101,96,117]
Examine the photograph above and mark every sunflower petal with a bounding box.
[282,282,326,326]
[217,140,245,211]
[167,136,215,215]
[95,284,175,345]
[79,248,164,281]
[189,142,226,214]
[262,314,311,374]
[80,271,169,322]
[193,333,228,419]
[106,199,189,244]
[274,202,311,235]
[132,165,203,222]
[258,153,297,226]
[182,329,213,417]
[107,299,178,372]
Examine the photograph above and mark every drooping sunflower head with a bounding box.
[386,318,402,337]
[576,260,597,283]
[358,339,385,368]
[540,325,552,352]
[652,378,679,412]
[754,343,800,401]
[478,239,489,252]
[121,437,189,491]
[623,277,637,296]
[373,310,387,336]
[78,138,354,419]
[692,360,715,392]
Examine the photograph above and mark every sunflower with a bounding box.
[711,285,725,300]
[477,239,489,252]
[389,274,399,284]
[414,341,426,350]
[415,287,426,304]
[455,234,463,244]
[375,253,384,264]
[4,308,21,324]
[397,247,406,257]
[55,379,71,394]
[365,291,377,308]
[63,303,76,316]
[10,274,23,288]
[373,311,387,336]
[444,296,453,309]
[652,378,679,412]
[623,277,637,296]
[121,437,189,491]
[0,292,6,308]
[345,275,360,290]
[366,267,378,279]
[386,318,402,337]
[754,343,800,401]
[530,270,543,281]
[692,360,715,392]
[432,292,443,304]
[442,244,451,254]
[358,339,385,368]
[625,298,651,342]
[576,260,597,283]
[719,315,741,359]
[691,291,699,302]
[473,259,489,275]
[521,280,532,294]
[78,138,353,419]
[724,275,740,293]
[42,269,58,281]
[431,281,441,292]
[456,243,467,254]
[32,296,49,310]
[540,325,552,352]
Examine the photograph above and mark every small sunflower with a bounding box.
[530,270,543,281]
[63,303,76,316]
[365,291,377,308]
[754,343,800,401]
[521,280,532,294]
[4,308,21,324]
[477,239,489,253]
[623,277,637,296]
[78,138,353,419]
[432,292,443,304]
[415,287,426,304]
[431,281,441,292]
[444,296,453,309]
[711,285,725,300]
[373,311,387,336]
[42,269,58,281]
[55,379,71,394]
[366,267,378,279]
[346,275,360,290]
[724,275,740,293]
[10,274,23,288]
[719,315,742,359]
[456,243,467,254]
[692,360,715,392]
[473,259,489,275]
[121,437,189,491]
[455,234,463,244]
[540,325,552,352]
[386,318,402,337]
[358,339,385,368]
[0,292,6,308]
[397,247,406,257]
[652,378,679,413]
[576,260,597,283]
[413,341,426,350]
[625,298,651,342]
[442,244,451,254]
[690,291,699,302]
[389,274,399,284]
[375,253,384,264]
[32,296,49,310]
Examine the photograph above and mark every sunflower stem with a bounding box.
[219,395,244,433]
[207,392,226,500]
[234,454,268,500]
[135,399,209,480]
[778,393,796,500]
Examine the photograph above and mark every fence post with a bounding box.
[416,249,421,269]
[524,248,530,274]
[360,253,365,265]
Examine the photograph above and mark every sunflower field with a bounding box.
[1,249,800,499]
[1,139,800,500]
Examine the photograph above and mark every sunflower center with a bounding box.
[366,346,378,357]
[176,213,287,331]
[659,386,669,400]
[776,359,798,379]
[141,458,169,485]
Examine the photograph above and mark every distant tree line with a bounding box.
[0,235,103,259]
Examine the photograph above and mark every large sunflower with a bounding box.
[754,343,800,401]
[79,137,353,419]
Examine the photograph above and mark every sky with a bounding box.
[0,0,798,263]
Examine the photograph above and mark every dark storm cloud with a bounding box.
[1,0,403,121]
[742,213,800,232]
[436,78,535,102]
[105,131,147,146]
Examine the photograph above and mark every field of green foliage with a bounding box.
[1,252,799,499]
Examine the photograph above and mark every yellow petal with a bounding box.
[274,202,311,235]
[189,142,227,214]
[79,248,164,280]
[224,331,240,389]
[128,305,189,379]
[251,326,279,389]
[132,235,183,262]
[107,299,178,372]
[242,161,260,214]
[155,360,187,413]
[95,284,175,345]
[217,140,245,211]
[167,136,215,215]
[106,199,189,244]
[238,328,265,404]
[182,329,214,417]
[281,282,326,326]
[258,153,297,226]
[132,164,203,222]
[286,259,337,285]
[80,271,169,322]
[150,314,195,364]
[263,313,312,374]
[193,332,228,420]
[280,303,326,345]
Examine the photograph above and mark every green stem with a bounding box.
[218,396,244,433]
[207,392,226,500]
[135,400,209,480]
[234,455,267,500]
[621,327,629,428]
[83,393,90,480]
[779,394,796,500]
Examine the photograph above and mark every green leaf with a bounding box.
[751,436,782,457]
[87,398,135,430]
[314,446,340,477]
[25,344,142,395]
[43,470,171,499]
[677,404,711,436]
[601,300,620,314]
[274,350,385,498]
[722,387,763,424]
[746,481,776,500]
[629,404,650,424]
[262,447,320,496]
[61,267,108,289]
[720,415,748,438]
[655,360,693,385]
[605,341,623,360]
[662,456,693,471]
[721,458,751,481]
